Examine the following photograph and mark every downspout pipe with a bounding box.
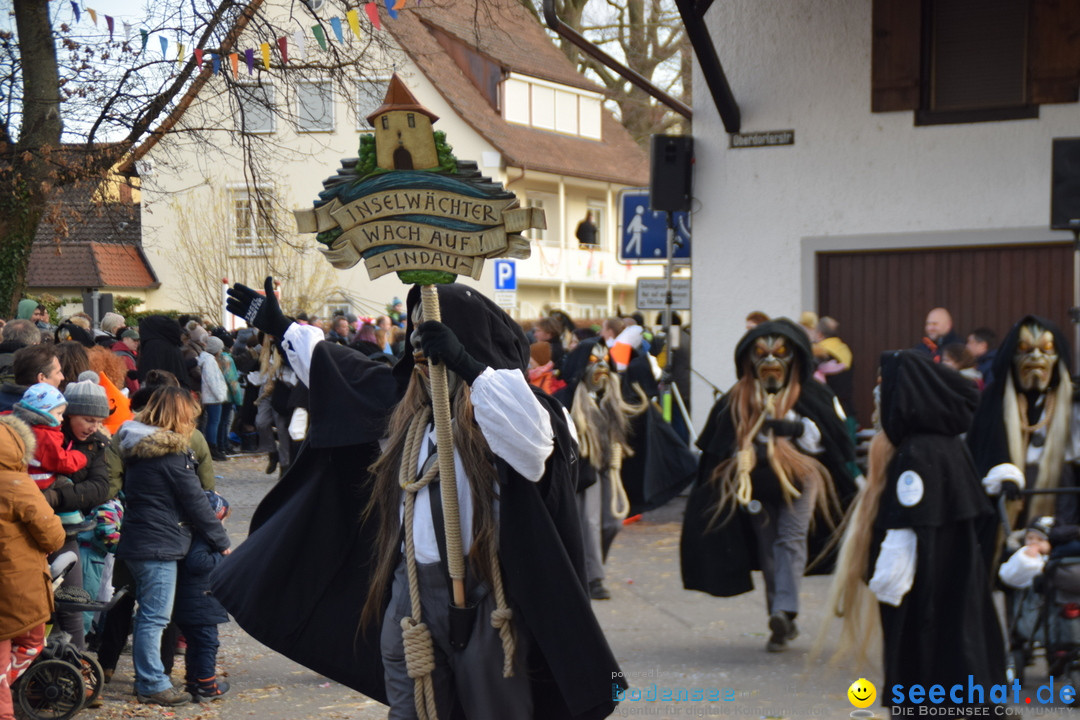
[673,0,740,132]
[542,0,692,119]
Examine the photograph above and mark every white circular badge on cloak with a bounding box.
[896,470,924,507]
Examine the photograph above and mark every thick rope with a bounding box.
[398,400,519,693]
[487,543,516,677]
[608,443,630,521]
[733,393,802,506]
[421,285,466,592]
[399,406,439,720]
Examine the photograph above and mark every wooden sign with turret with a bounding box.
[293,74,544,285]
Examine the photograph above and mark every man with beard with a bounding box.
[681,319,855,652]
[555,338,647,600]
[213,279,623,720]
[968,315,1079,527]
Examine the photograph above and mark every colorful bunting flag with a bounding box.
[365,3,382,31]
[293,28,305,60]
[123,21,131,42]
[71,2,81,23]
[105,15,114,41]
[393,0,407,9]
[140,29,148,52]
[312,25,327,51]
[229,52,239,77]
[177,42,185,67]
[386,0,398,20]
[195,48,204,69]
[347,9,362,39]
[88,8,97,25]
[277,36,289,64]
[260,42,271,70]
[159,35,168,57]
[212,53,220,74]
[245,48,254,75]
[330,17,343,43]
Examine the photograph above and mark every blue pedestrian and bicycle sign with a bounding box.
[618,188,691,264]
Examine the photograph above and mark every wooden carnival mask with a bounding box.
[1013,322,1058,392]
[751,335,793,393]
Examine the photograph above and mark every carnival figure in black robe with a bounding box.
[968,315,1079,528]
[554,337,648,599]
[680,319,855,652]
[832,350,1004,712]
[211,279,624,720]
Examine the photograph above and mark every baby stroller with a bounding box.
[1000,489,1080,688]
[11,551,125,720]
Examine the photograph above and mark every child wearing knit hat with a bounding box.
[13,383,86,490]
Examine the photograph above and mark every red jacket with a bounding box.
[26,422,87,489]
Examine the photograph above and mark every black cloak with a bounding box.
[680,319,857,598]
[211,283,623,720]
[966,315,1078,523]
[874,350,1005,710]
[137,315,192,390]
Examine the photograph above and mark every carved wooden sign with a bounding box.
[294,77,544,285]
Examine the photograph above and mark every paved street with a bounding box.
[78,451,1069,720]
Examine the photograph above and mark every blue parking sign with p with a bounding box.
[494,259,516,291]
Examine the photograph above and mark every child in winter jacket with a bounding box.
[13,384,86,491]
[173,491,232,701]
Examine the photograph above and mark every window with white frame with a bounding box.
[326,302,351,319]
[297,80,334,132]
[527,193,559,245]
[236,83,275,134]
[356,78,389,130]
[232,188,274,256]
[502,73,603,140]
[587,202,605,250]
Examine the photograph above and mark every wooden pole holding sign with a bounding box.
[420,284,466,607]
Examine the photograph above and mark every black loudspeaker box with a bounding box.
[1051,137,1080,230]
[650,135,693,213]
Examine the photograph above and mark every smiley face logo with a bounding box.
[847,678,876,708]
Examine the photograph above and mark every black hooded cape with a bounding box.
[680,319,857,598]
[137,315,192,390]
[557,337,696,513]
[966,315,1078,523]
[211,284,624,720]
[874,350,1004,710]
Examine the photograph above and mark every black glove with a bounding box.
[43,483,77,511]
[415,321,485,385]
[1001,478,1022,501]
[763,419,804,439]
[226,277,292,338]
[1050,524,1080,547]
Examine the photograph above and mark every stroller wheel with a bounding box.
[77,653,104,707]
[13,658,85,720]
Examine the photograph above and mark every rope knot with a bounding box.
[490,606,513,630]
[400,617,436,679]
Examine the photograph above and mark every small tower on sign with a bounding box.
[366,74,440,171]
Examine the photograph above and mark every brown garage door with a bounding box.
[817,242,1075,427]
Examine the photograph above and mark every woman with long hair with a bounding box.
[114,387,230,707]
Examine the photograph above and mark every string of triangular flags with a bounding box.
[69,0,412,75]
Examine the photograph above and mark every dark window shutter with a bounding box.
[930,0,1028,112]
[872,0,922,112]
[1029,0,1080,104]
